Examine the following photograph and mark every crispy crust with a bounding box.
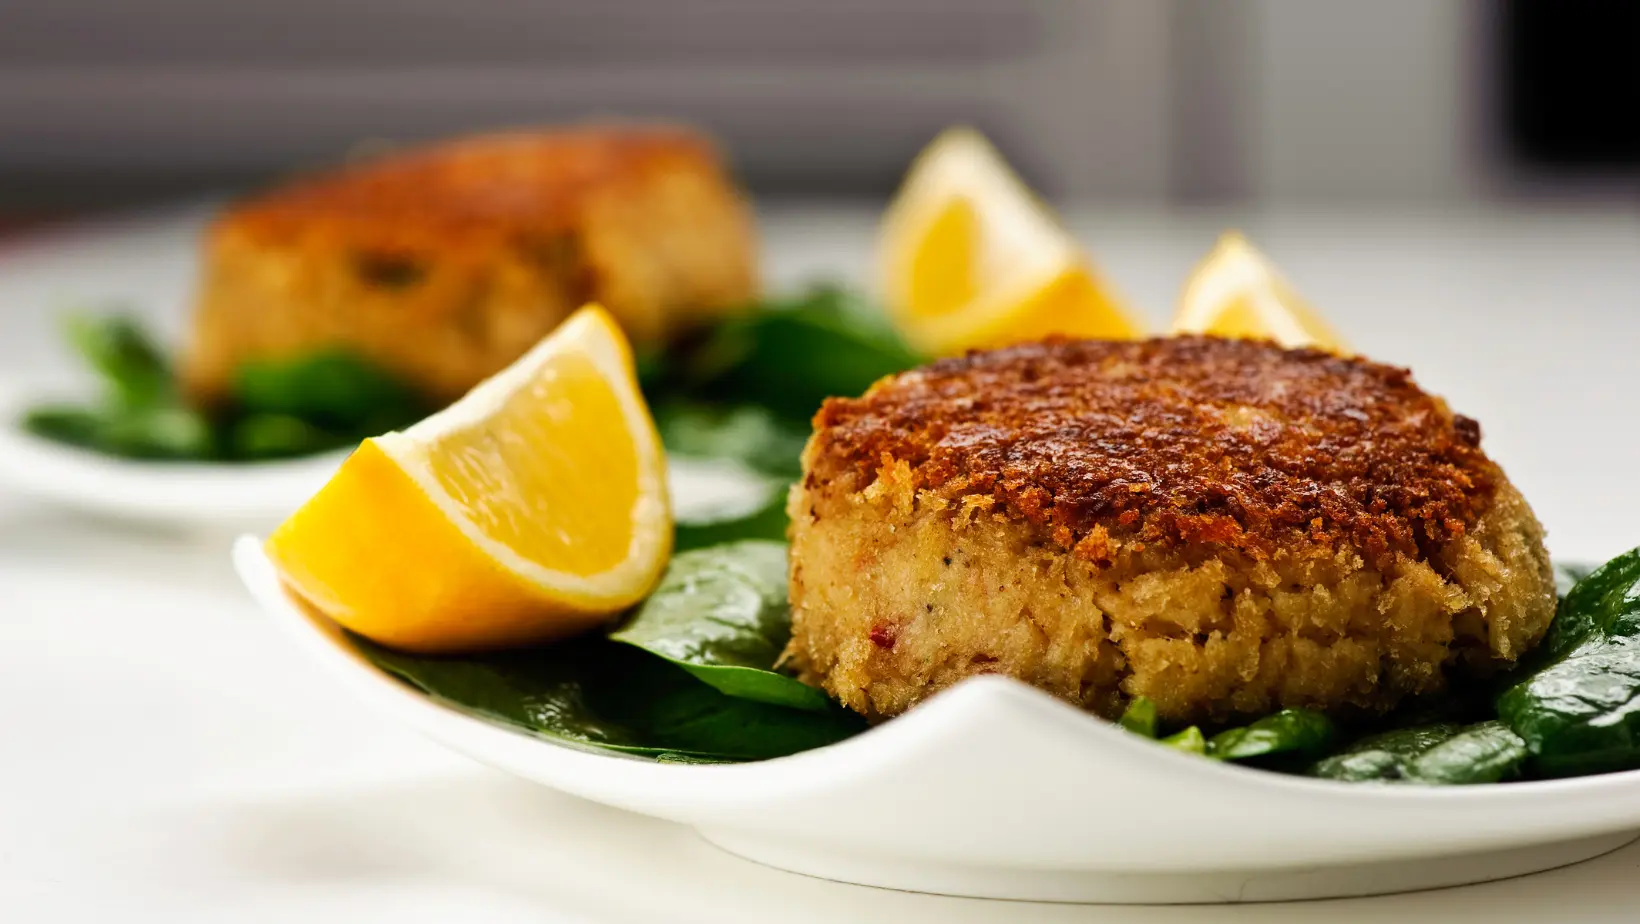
[808,336,1498,571]
[184,125,757,404]
[219,127,720,247]
[788,337,1556,724]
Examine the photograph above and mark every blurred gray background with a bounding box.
[1,0,1634,210]
[4,8,1640,919]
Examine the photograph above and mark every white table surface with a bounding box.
[2,201,1638,922]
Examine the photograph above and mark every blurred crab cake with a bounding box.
[783,336,1555,726]
[184,125,757,405]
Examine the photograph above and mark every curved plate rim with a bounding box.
[233,534,1640,875]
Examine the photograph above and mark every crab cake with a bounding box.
[783,336,1555,726]
[184,125,757,405]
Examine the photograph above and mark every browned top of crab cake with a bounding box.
[214,125,726,249]
[806,336,1501,568]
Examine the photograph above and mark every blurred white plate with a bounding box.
[0,386,768,530]
[0,390,346,529]
[233,537,1640,904]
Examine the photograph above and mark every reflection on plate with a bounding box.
[234,536,1640,904]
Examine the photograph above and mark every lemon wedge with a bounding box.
[879,127,1143,355]
[266,306,671,653]
[1173,232,1346,351]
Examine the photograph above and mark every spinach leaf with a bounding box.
[227,413,350,459]
[27,312,429,462]
[1161,726,1208,755]
[679,286,924,420]
[61,313,173,410]
[1404,721,1529,784]
[1500,646,1640,777]
[21,405,112,451]
[352,633,863,761]
[1310,724,1462,782]
[1539,549,1640,662]
[1117,697,1160,738]
[1310,722,1527,784]
[1117,702,1331,764]
[674,487,791,553]
[96,405,215,459]
[32,313,442,459]
[641,286,912,484]
[653,401,809,479]
[25,401,215,460]
[26,314,216,459]
[1498,547,1640,776]
[610,541,831,712]
[233,349,429,433]
[1208,709,1337,761]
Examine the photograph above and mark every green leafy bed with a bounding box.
[23,286,912,475]
[639,285,922,480]
[357,513,868,765]
[353,540,1640,783]
[40,294,1640,783]
[24,315,432,460]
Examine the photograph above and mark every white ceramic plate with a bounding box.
[233,538,1640,904]
[0,389,348,530]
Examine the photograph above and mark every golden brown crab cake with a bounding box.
[184,125,757,405]
[783,336,1555,726]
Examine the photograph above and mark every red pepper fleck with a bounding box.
[869,622,898,650]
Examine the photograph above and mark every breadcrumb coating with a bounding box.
[184,125,757,404]
[786,337,1556,725]
[808,337,1498,569]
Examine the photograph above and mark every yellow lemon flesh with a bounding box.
[880,127,1142,356]
[266,306,671,653]
[1173,232,1347,352]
